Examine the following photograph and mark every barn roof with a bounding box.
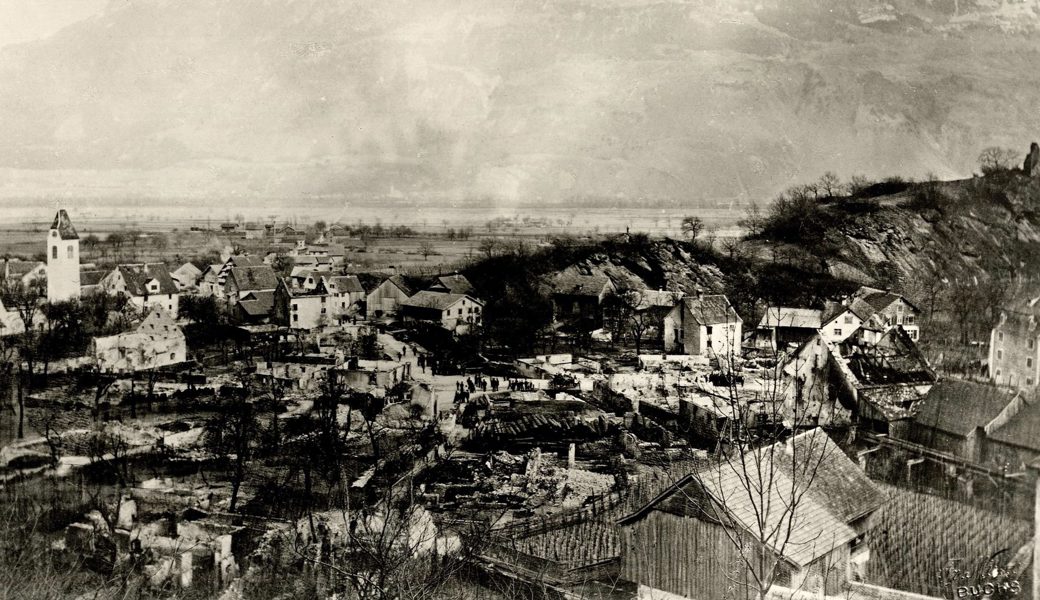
[759,307,822,329]
[430,274,475,295]
[914,380,1019,438]
[401,291,479,311]
[619,429,883,569]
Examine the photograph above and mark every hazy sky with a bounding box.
[0,0,106,48]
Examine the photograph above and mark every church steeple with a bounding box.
[46,209,81,302]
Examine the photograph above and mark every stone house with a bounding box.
[92,308,187,373]
[989,295,1040,391]
[274,278,332,330]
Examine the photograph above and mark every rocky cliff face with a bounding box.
[822,175,1040,291]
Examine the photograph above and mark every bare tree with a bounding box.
[669,323,840,600]
[681,216,705,242]
[417,240,435,261]
[478,238,499,259]
[205,373,261,512]
[977,147,1018,175]
[817,171,843,198]
[1,278,45,438]
[738,201,764,237]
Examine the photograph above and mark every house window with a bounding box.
[321,308,326,314]
[293,314,298,322]
[909,330,917,340]
[1029,378,1035,386]
[996,368,1002,377]
[1028,358,1033,368]
[66,246,73,259]
[292,304,298,311]
[905,315,915,325]
[833,328,842,337]
[51,246,57,259]
[997,349,1003,360]
[844,315,853,324]
[1030,338,1036,350]
[999,332,1004,342]
[170,352,176,360]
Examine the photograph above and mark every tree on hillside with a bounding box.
[818,171,843,198]
[681,216,705,242]
[738,201,765,238]
[978,147,1018,175]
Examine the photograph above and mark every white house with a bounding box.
[275,278,332,329]
[400,291,483,333]
[663,293,742,359]
[98,263,180,318]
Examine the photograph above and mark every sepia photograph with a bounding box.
[0,1,1038,599]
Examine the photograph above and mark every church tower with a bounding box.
[46,209,81,302]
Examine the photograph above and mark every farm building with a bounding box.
[618,429,885,599]
[365,274,414,319]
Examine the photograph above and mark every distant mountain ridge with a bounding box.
[1,0,1039,204]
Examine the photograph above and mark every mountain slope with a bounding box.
[1,0,1040,203]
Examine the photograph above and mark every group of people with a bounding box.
[507,378,537,391]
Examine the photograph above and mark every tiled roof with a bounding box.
[50,210,79,240]
[759,307,822,329]
[401,291,477,311]
[383,274,414,297]
[914,380,1019,438]
[551,272,612,297]
[116,263,178,296]
[227,255,262,268]
[634,289,682,310]
[328,275,364,294]
[228,265,279,292]
[80,270,106,287]
[685,294,741,326]
[854,286,919,314]
[431,274,474,295]
[847,297,879,322]
[238,290,275,317]
[988,400,1040,452]
[622,429,881,569]
[6,261,44,277]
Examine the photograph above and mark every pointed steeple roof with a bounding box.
[50,210,79,240]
